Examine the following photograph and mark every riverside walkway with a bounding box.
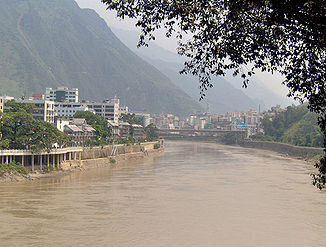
[0,147,83,171]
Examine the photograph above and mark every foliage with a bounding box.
[144,123,158,141]
[0,161,29,177]
[102,0,326,186]
[219,132,246,145]
[120,113,144,125]
[119,113,144,137]
[4,100,34,113]
[258,104,323,147]
[250,133,275,142]
[154,143,160,149]
[74,111,111,140]
[0,101,69,152]
[102,0,325,107]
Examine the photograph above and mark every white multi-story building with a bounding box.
[55,103,95,119]
[54,98,120,123]
[17,99,55,124]
[86,99,120,123]
[45,87,79,103]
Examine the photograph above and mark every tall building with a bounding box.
[54,103,95,120]
[54,98,120,123]
[87,99,120,123]
[45,87,79,103]
[17,99,55,124]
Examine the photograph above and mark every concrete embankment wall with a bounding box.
[61,142,160,171]
[239,140,324,158]
[164,136,219,142]
[81,142,157,160]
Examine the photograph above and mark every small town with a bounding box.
[1,86,273,146]
[1,1,325,246]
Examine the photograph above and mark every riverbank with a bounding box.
[0,142,163,183]
[163,137,324,171]
[165,136,324,159]
[238,140,324,159]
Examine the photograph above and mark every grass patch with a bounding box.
[0,161,29,176]
[309,153,324,160]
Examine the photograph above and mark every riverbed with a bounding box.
[0,141,325,246]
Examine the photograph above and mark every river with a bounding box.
[0,141,326,247]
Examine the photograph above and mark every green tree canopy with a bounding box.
[4,100,34,113]
[74,111,111,140]
[259,104,323,147]
[144,123,158,141]
[0,101,69,152]
[119,113,144,125]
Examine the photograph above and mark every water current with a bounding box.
[1,141,326,247]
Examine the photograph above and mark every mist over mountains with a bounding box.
[0,0,202,115]
[112,28,294,113]
[0,0,293,116]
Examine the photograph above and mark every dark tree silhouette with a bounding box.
[102,0,326,187]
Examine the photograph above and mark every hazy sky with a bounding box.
[74,0,292,99]
[75,0,179,52]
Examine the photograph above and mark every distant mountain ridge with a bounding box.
[112,27,294,112]
[0,0,202,115]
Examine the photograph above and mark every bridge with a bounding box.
[157,128,246,137]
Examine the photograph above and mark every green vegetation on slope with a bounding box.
[0,0,201,115]
[253,104,323,148]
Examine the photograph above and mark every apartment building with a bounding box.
[55,103,94,119]
[54,98,120,123]
[45,87,79,103]
[17,99,55,124]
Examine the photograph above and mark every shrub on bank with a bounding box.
[0,161,29,176]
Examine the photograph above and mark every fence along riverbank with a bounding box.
[0,141,163,172]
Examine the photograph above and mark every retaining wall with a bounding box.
[81,142,157,160]
[239,140,324,158]
[61,142,161,171]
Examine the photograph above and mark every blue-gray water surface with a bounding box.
[0,141,326,247]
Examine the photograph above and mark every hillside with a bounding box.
[112,27,294,113]
[255,104,323,147]
[0,0,202,115]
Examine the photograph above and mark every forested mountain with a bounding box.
[0,0,202,115]
[255,105,323,147]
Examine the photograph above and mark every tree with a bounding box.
[74,111,111,140]
[102,0,326,188]
[144,123,158,141]
[119,113,144,138]
[4,100,34,114]
[259,104,323,147]
[119,113,143,126]
[1,101,69,152]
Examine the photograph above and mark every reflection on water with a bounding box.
[0,141,326,247]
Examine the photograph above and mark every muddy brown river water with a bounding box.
[0,141,326,247]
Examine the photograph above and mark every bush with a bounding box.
[0,161,29,176]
